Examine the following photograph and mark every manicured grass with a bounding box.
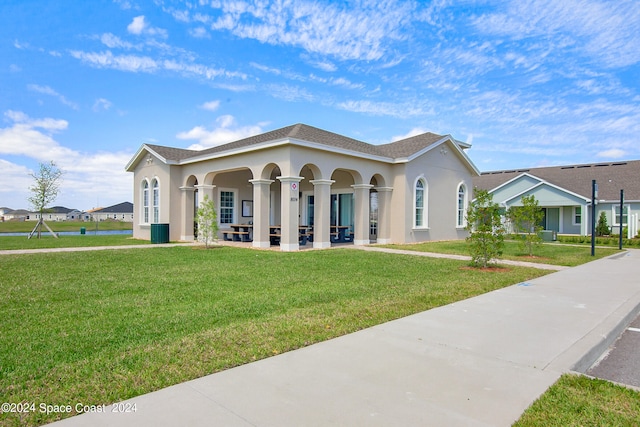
[0,221,132,233]
[0,235,149,251]
[381,240,622,266]
[514,374,640,426]
[0,246,548,426]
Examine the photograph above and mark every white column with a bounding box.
[179,186,196,241]
[310,179,334,249]
[277,176,304,251]
[375,187,393,244]
[581,203,589,236]
[352,184,374,246]
[249,179,274,248]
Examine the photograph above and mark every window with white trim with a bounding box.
[152,179,160,223]
[142,180,149,224]
[457,184,466,227]
[219,190,236,225]
[572,206,582,226]
[613,205,628,226]
[415,178,427,228]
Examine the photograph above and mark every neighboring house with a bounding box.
[126,123,479,251]
[91,202,134,222]
[473,160,640,238]
[3,209,31,221]
[0,207,12,221]
[32,206,75,222]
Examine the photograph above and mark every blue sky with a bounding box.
[1,0,639,210]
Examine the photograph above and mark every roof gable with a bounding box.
[126,123,478,173]
[474,161,640,201]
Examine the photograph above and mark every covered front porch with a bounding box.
[180,162,392,251]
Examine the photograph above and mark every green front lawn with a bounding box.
[0,220,132,233]
[0,246,547,426]
[515,374,640,426]
[0,235,149,251]
[381,240,622,266]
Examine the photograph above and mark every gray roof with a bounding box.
[474,160,640,201]
[147,123,449,162]
[94,202,133,214]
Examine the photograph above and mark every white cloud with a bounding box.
[127,15,168,38]
[176,115,265,150]
[70,50,159,73]
[27,84,79,110]
[200,100,220,111]
[189,27,210,38]
[206,0,415,61]
[93,98,113,112]
[391,128,429,142]
[597,148,626,159]
[0,111,132,210]
[337,100,432,118]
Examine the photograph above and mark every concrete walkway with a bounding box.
[49,248,640,427]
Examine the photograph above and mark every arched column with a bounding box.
[310,179,334,249]
[249,179,274,248]
[375,187,393,244]
[179,186,196,241]
[277,176,304,251]
[352,184,374,245]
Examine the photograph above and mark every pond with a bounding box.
[0,230,133,237]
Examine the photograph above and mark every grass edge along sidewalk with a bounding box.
[1,246,548,427]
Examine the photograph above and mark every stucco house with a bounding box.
[126,123,479,251]
[91,202,134,222]
[473,160,640,238]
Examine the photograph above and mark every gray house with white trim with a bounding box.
[474,160,640,237]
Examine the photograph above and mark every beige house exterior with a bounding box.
[126,124,479,251]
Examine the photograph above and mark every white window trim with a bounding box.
[456,182,467,228]
[612,204,629,226]
[141,179,150,225]
[572,206,582,226]
[152,177,160,224]
[413,176,428,229]
[218,187,238,226]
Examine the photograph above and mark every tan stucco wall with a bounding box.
[130,140,474,244]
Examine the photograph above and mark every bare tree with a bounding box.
[28,161,64,239]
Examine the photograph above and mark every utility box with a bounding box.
[540,230,557,242]
[80,227,86,235]
[151,223,170,244]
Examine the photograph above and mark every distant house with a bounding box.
[91,202,134,222]
[0,207,12,221]
[126,123,479,250]
[32,206,75,222]
[473,160,640,238]
[3,209,31,221]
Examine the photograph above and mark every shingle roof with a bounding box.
[95,202,133,213]
[473,160,640,201]
[147,123,449,162]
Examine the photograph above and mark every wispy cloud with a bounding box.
[200,100,220,111]
[203,0,415,61]
[27,84,78,110]
[127,16,168,38]
[176,115,265,150]
[337,100,433,118]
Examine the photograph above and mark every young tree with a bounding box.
[465,188,505,268]
[507,195,544,256]
[27,161,64,239]
[196,194,219,248]
[596,211,610,236]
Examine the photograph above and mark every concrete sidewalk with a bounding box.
[52,250,640,427]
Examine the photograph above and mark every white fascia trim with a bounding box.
[125,144,173,172]
[502,180,591,205]
[404,136,481,176]
[180,137,395,165]
[485,172,544,195]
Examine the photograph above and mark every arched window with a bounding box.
[457,184,467,227]
[142,180,149,224]
[152,179,160,223]
[415,178,427,228]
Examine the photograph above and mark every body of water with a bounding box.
[0,230,133,237]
